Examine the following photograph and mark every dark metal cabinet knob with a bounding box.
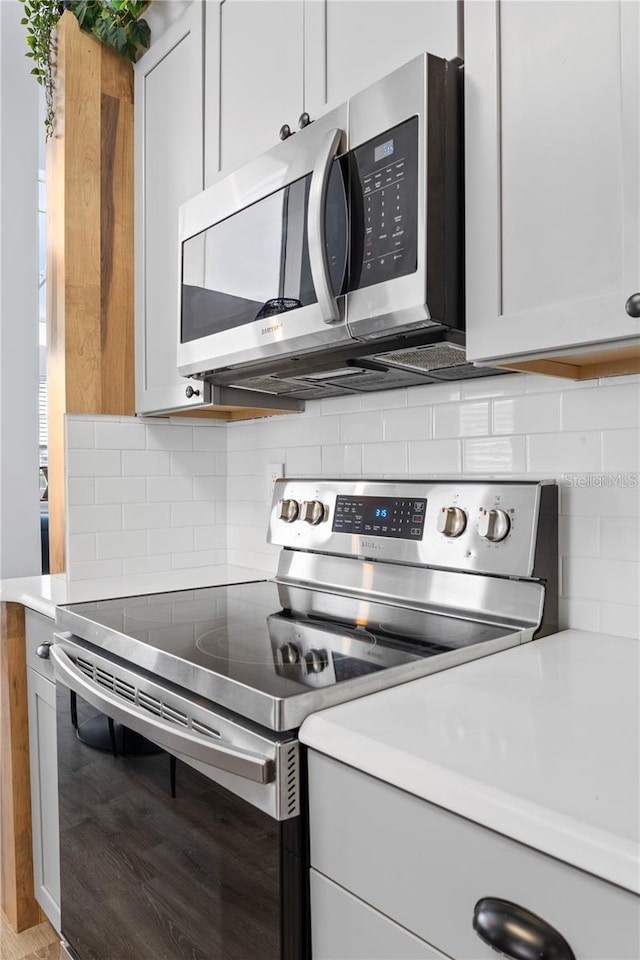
[36,642,52,659]
[185,385,200,399]
[279,123,292,141]
[473,898,576,960]
[625,293,640,318]
[298,112,311,129]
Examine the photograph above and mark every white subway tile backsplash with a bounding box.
[123,450,171,476]
[286,445,322,475]
[558,515,599,559]
[383,406,432,442]
[493,393,560,435]
[192,425,226,451]
[194,525,226,550]
[528,432,602,473]
[147,476,193,502]
[68,478,95,506]
[362,441,408,475]
[122,503,171,530]
[558,598,601,633]
[68,533,96,562]
[560,481,640,518]
[361,387,407,410]
[171,501,217,527]
[122,555,172,576]
[599,603,640,641]
[148,527,194,555]
[563,557,640,605]
[407,382,461,406]
[95,477,147,504]
[300,416,340,447]
[321,443,362,475]
[463,436,526,474]
[602,429,640,473]
[171,451,217,476]
[434,401,489,439]
[340,411,383,444]
[146,423,193,451]
[563,383,640,431]
[68,504,121,535]
[68,449,121,477]
[461,374,525,399]
[408,438,461,474]
[68,558,123,581]
[171,549,221,570]
[95,420,146,449]
[67,420,95,449]
[600,518,640,562]
[96,530,147,560]
[193,476,227,500]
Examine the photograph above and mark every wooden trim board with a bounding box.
[495,343,640,380]
[0,604,41,933]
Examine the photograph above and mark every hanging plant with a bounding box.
[20,0,151,139]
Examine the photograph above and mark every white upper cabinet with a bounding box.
[304,0,459,117]
[134,1,209,414]
[206,0,305,181]
[465,0,640,367]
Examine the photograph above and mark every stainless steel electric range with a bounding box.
[52,479,557,960]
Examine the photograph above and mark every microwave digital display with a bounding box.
[374,138,394,163]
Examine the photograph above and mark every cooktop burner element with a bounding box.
[57,479,558,731]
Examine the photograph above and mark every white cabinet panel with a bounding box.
[305,0,459,117]
[465,0,640,363]
[217,0,304,175]
[311,870,449,960]
[26,610,60,934]
[134,2,208,414]
[308,751,640,960]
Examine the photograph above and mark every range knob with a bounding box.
[279,499,299,523]
[279,641,301,665]
[437,506,467,538]
[301,500,327,525]
[305,648,328,674]
[478,508,511,543]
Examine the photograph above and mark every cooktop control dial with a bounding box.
[301,500,327,525]
[279,499,299,523]
[305,648,329,674]
[478,508,511,543]
[279,641,301,665]
[437,505,467,538]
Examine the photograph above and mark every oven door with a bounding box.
[178,104,351,378]
[51,635,307,960]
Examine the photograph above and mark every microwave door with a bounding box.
[177,106,352,379]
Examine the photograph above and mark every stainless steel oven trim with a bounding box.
[51,633,300,819]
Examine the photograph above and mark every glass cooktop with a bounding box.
[57,580,516,731]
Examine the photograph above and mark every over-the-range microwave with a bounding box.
[177,54,506,403]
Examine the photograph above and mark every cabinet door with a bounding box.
[134,1,209,414]
[465,0,640,363]
[208,0,304,180]
[304,0,459,118]
[311,870,449,960]
[27,667,60,933]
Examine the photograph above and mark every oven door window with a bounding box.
[181,163,347,344]
[57,689,298,960]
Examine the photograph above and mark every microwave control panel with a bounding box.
[351,116,419,290]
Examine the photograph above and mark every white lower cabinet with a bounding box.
[308,751,640,960]
[25,610,60,933]
[311,870,449,960]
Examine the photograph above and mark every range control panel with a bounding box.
[269,479,556,579]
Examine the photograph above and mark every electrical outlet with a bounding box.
[266,463,284,506]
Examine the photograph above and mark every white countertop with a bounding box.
[300,630,640,895]
[0,564,267,620]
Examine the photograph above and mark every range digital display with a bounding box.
[332,495,427,540]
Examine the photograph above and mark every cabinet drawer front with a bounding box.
[309,752,640,959]
[25,609,55,682]
[311,870,449,960]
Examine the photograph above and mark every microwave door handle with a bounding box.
[50,645,274,785]
[308,127,343,324]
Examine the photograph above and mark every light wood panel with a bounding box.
[0,605,41,933]
[497,343,640,380]
[47,12,135,574]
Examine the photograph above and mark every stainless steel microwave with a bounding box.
[178,54,503,401]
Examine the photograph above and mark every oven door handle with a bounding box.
[308,127,343,324]
[50,645,275,785]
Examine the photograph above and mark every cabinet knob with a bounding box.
[473,898,576,960]
[298,112,311,129]
[36,642,52,660]
[279,123,293,141]
[625,293,640,318]
[185,385,200,399]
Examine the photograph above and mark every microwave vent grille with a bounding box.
[374,343,467,372]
